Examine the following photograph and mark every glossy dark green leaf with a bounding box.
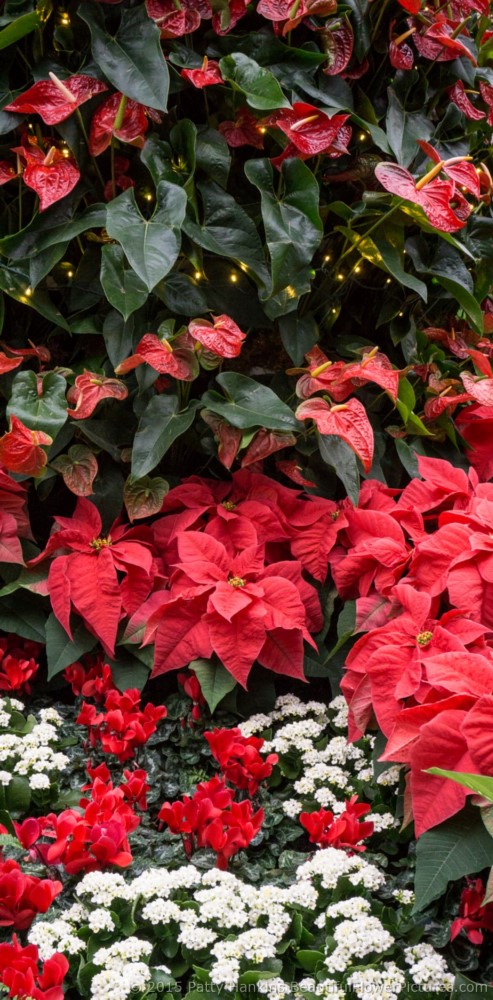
[201,372,299,432]
[318,433,360,503]
[78,4,169,111]
[105,182,187,292]
[245,158,323,318]
[183,182,269,292]
[0,265,70,331]
[45,612,96,680]
[0,8,40,49]
[386,89,433,168]
[219,53,290,110]
[132,397,198,478]
[7,371,68,437]
[0,205,106,261]
[100,244,148,320]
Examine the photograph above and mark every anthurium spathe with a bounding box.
[13,137,80,211]
[67,370,128,420]
[114,332,198,380]
[0,416,52,477]
[257,0,337,33]
[265,102,351,166]
[142,530,319,686]
[296,397,374,472]
[4,74,108,125]
[88,94,156,157]
[28,498,156,656]
[145,0,210,37]
[181,58,223,88]
[188,315,246,358]
[293,346,399,402]
[374,159,472,232]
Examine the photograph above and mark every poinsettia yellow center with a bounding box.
[228,575,246,588]
[90,536,112,550]
[416,630,433,646]
[222,501,237,511]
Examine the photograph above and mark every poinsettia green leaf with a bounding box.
[219,53,290,111]
[7,371,67,438]
[201,372,299,432]
[189,659,237,713]
[414,805,493,911]
[45,612,97,680]
[78,4,169,111]
[100,244,149,321]
[245,158,323,318]
[105,182,187,292]
[132,397,199,478]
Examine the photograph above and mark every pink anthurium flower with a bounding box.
[115,332,198,380]
[12,137,79,211]
[296,396,374,472]
[181,57,223,88]
[67,371,128,420]
[374,156,474,232]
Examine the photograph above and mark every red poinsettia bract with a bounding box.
[29,498,156,656]
[140,529,319,686]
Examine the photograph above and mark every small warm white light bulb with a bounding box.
[194,271,203,281]
[355,265,361,274]
[323,254,331,262]
[358,133,367,141]
[337,273,344,281]
[230,273,238,283]
[24,287,33,297]
[386,278,391,284]
[67,270,74,279]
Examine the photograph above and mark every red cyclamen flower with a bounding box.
[205,727,278,795]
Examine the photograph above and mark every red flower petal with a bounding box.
[67,371,128,420]
[188,314,246,358]
[5,75,108,125]
[296,397,374,472]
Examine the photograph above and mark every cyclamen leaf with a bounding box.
[105,182,187,292]
[78,4,169,112]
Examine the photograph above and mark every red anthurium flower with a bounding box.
[374,159,471,232]
[201,410,242,469]
[321,18,354,75]
[0,340,51,367]
[451,879,493,945]
[145,0,210,37]
[211,0,248,34]
[448,81,486,121]
[296,397,374,473]
[276,459,317,487]
[479,81,493,125]
[241,428,297,468]
[300,796,374,852]
[205,727,278,795]
[115,331,198,380]
[389,21,415,69]
[417,140,479,197]
[181,57,223,88]
[143,530,318,686]
[219,107,264,149]
[396,0,420,12]
[89,93,155,156]
[188,314,246,358]
[410,13,473,61]
[0,415,52,477]
[67,370,128,420]
[0,160,19,186]
[5,73,107,125]
[422,15,477,64]
[258,0,337,32]
[28,497,156,656]
[13,137,79,211]
[293,345,399,402]
[266,102,351,167]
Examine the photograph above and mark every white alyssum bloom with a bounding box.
[326,898,371,919]
[38,708,64,726]
[347,963,406,1000]
[366,811,396,832]
[76,871,128,906]
[325,915,395,973]
[88,909,116,933]
[90,962,151,1000]
[404,944,455,992]
[178,924,218,949]
[328,695,349,729]
[209,958,241,990]
[0,770,12,784]
[0,711,10,728]
[257,977,291,998]
[93,937,152,969]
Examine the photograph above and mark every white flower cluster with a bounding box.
[325,915,395,973]
[240,694,400,831]
[0,698,67,788]
[404,944,455,992]
[347,963,406,1000]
